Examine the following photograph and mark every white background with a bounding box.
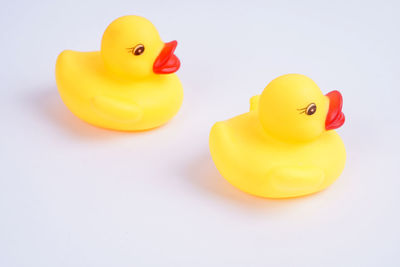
[1,0,399,266]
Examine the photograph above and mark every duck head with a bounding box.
[258,74,345,143]
[100,15,180,80]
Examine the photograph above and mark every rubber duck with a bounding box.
[55,15,183,131]
[209,74,346,198]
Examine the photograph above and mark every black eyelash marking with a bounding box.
[297,107,307,114]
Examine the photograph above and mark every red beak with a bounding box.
[325,90,345,130]
[153,40,180,74]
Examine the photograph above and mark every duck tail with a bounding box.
[249,95,260,111]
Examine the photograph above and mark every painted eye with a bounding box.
[131,44,145,55]
[306,103,317,115]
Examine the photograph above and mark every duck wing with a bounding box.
[91,95,143,123]
[264,166,325,198]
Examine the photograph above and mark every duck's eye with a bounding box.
[131,44,145,56]
[306,103,317,115]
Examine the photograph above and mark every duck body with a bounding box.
[210,110,346,198]
[55,15,183,131]
[209,74,346,198]
[56,50,183,131]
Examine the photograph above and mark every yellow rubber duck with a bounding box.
[209,74,346,198]
[55,15,183,131]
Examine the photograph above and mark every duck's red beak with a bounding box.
[153,40,180,74]
[325,90,345,130]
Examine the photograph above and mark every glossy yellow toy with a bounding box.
[56,15,183,131]
[209,74,346,198]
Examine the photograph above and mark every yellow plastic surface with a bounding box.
[55,16,183,131]
[209,74,346,198]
